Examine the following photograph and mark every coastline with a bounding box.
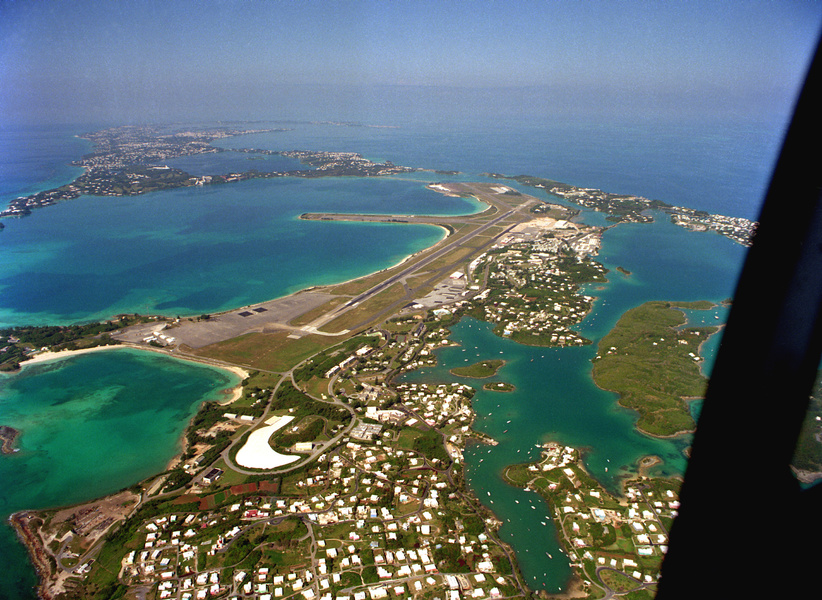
[20,344,249,384]
[16,344,248,473]
[4,345,251,600]
[8,512,56,600]
[0,425,21,454]
[19,344,125,368]
[0,115,776,600]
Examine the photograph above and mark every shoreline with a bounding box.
[4,345,251,599]
[1,180,479,336]
[0,425,21,454]
[20,343,249,383]
[8,512,56,600]
[17,344,248,473]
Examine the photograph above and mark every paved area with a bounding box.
[407,277,469,309]
[113,183,540,349]
[234,415,299,469]
[112,291,338,349]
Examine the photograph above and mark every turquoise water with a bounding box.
[0,115,775,597]
[0,348,240,599]
[0,176,484,328]
[216,117,783,221]
[0,124,90,208]
[401,212,746,592]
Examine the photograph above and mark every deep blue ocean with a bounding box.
[0,104,792,597]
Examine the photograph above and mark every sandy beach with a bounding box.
[20,344,122,367]
[21,344,249,382]
[20,344,248,408]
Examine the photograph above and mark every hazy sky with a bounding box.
[1,0,820,123]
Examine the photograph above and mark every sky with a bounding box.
[1,0,821,124]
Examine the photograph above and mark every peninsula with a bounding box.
[591,301,720,437]
[484,174,758,247]
[0,126,419,219]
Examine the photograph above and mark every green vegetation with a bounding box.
[272,380,352,424]
[506,174,670,222]
[293,334,380,382]
[792,370,822,475]
[464,251,605,347]
[193,330,334,372]
[592,301,718,437]
[272,416,325,450]
[503,443,680,598]
[0,316,155,370]
[411,428,450,463]
[450,359,505,378]
[483,381,515,392]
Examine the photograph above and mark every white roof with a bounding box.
[235,415,299,469]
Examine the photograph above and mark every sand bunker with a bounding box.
[235,415,300,469]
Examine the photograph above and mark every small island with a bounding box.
[0,425,20,454]
[483,381,515,392]
[616,266,632,276]
[450,359,505,378]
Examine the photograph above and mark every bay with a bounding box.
[0,124,90,209]
[0,348,240,600]
[0,176,481,328]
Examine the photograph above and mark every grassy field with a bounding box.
[289,297,349,326]
[483,381,515,392]
[592,301,718,437]
[193,331,338,372]
[450,359,505,378]
[320,282,407,333]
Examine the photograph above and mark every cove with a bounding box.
[0,348,241,600]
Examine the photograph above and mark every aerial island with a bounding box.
[0,125,420,218]
[3,124,818,600]
[0,425,21,454]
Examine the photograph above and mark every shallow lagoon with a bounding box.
[0,176,483,328]
[0,348,240,599]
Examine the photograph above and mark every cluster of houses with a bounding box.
[546,185,656,224]
[476,244,605,345]
[116,410,519,600]
[669,209,756,246]
[326,346,373,379]
[523,443,681,587]
[392,383,474,432]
